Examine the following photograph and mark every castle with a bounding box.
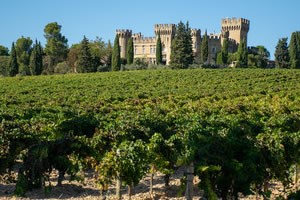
[116,17,250,65]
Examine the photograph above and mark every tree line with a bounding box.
[1,22,300,77]
[0,22,113,77]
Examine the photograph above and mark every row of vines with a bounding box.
[0,69,300,199]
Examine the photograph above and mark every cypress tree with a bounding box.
[201,30,209,64]
[111,35,121,71]
[184,22,194,65]
[289,32,300,69]
[106,40,113,68]
[9,42,19,76]
[237,39,248,67]
[221,38,229,65]
[126,37,134,65]
[275,38,290,68]
[30,40,44,75]
[156,33,163,65]
[216,38,229,66]
[170,21,193,68]
[37,42,44,74]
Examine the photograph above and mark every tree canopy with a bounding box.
[289,31,300,69]
[9,42,19,76]
[237,39,248,67]
[275,38,290,68]
[0,45,9,56]
[201,30,208,64]
[77,36,94,73]
[44,22,68,73]
[170,21,193,68]
[156,33,163,65]
[111,35,121,71]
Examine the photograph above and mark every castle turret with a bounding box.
[221,18,250,45]
[116,29,132,59]
[191,29,201,56]
[154,24,176,65]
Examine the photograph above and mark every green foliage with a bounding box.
[9,42,19,76]
[289,32,300,69]
[111,35,121,71]
[54,61,71,74]
[201,30,209,63]
[1,69,300,198]
[237,39,248,67]
[0,56,9,76]
[15,36,32,74]
[221,38,229,65]
[0,45,9,56]
[156,33,163,65]
[77,36,94,73]
[275,37,290,68]
[170,21,193,68]
[126,38,134,65]
[44,22,68,73]
[248,46,270,68]
[30,40,44,75]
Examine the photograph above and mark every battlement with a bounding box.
[132,32,142,39]
[208,33,221,40]
[154,24,176,35]
[116,29,132,37]
[191,29,201,37]
[221,17,250,25]
[134,36,156,43]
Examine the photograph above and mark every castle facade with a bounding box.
[116,17,250,65]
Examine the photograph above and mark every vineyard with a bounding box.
[0,69,300,199]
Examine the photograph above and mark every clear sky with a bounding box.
[1,0,299,59]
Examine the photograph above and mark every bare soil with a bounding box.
[0,168,298,200]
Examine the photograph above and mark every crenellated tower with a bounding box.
[221,18,250,45]
[154,24,176,64]
[116,29,132,59]
[191,29,201,56]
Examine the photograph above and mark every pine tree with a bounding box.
[201,30,208,64]
[275,38,290,68]
[289,32,300,69]
[111,35,121,71]
[156,33,163,65]
[237,39,248,67]
[44,22,68,73]
[126,37,134,65]
[9,42,19,76]
[77,36,93,73]
[170,21,193,68]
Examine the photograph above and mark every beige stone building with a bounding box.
[116,17,250,65]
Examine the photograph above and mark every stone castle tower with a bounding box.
[191,29,201,57]
[154,24,176,64]
[116,17,249,65]
[221,18,250,45]
[116,29,132,59]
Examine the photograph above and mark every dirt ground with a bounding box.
[0,168,298,200]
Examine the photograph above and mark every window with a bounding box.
[212,47,216,53]
[142,45,145,54]
[134,46,137,54]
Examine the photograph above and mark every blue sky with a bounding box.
[1,0,299,59]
